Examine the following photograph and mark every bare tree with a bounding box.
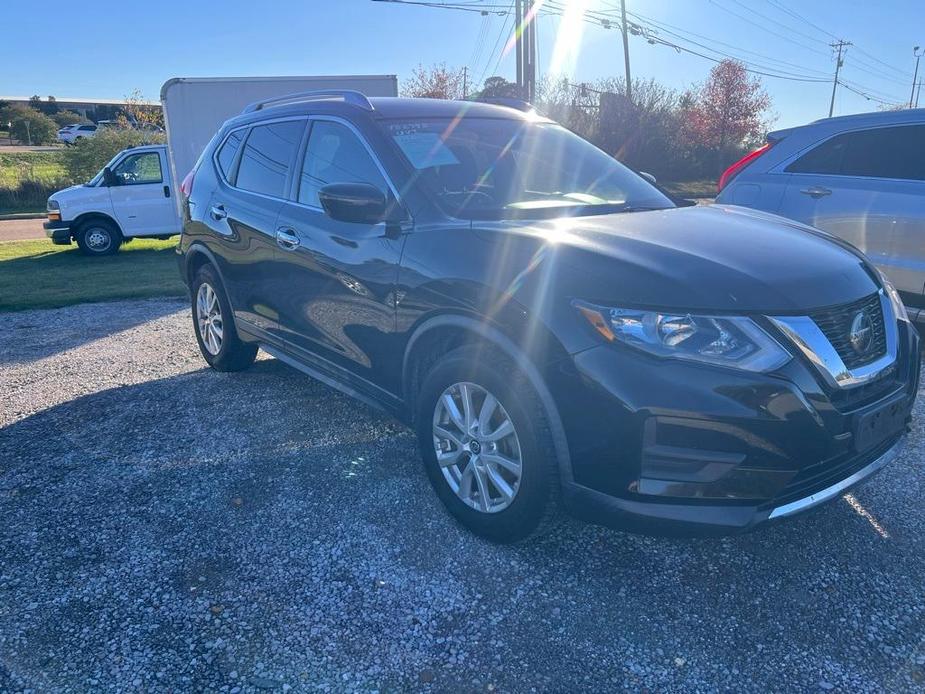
[402,64,465,100]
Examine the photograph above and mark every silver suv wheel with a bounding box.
[432,381,523,513]
[196,282,224,355]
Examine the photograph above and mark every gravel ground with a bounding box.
[2,298,924,693]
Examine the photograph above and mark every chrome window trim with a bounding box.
[212,115,309,201]
[768,291,898,390]
[767,435,904,520]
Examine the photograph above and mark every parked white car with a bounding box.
[57,123,98,144]
[44,144,181,255]
[715,108,925,322]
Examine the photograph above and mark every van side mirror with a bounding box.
[639,171,657,185]
[318,183,387,224]
[103,167,118,186]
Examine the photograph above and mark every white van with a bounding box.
[44,144,180,255]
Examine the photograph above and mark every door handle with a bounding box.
[276,227,300,250]
[799,186,832,199]
[209,204,227,220]
[163,185,171,198]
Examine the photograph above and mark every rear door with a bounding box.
[201,119,307,332]
[107,150,177,236]
[779,124,925,300]
[273,117,406,392]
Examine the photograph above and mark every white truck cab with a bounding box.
[44,144,181,255]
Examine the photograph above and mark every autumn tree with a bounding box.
[684,60,770,171]
[402,63,465,100]
[118,88,165,129]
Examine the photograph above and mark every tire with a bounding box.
[191,264,257,372]
[75,219,121,256]
[415,345,560,543]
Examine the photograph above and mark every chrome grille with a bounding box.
[808,293,886,369]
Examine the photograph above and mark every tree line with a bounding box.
[402,59,772,182]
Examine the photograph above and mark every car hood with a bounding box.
[508,204,878,314]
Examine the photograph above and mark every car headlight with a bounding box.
[575,301,791,372]
[875,270,908,322]
[47,199,60,211]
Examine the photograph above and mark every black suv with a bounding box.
[177,92,919,541]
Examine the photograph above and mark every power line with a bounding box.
[760,0,912,80]
[705,0,831,58]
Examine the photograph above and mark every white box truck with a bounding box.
[160,75,398,213]
[44,75,398,255]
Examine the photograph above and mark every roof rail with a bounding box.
[468,96,535,113]
[242,90,374,114]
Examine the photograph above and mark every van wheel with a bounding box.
[75,219,121,256]
[415,345,560,543]
[191,264,258,372]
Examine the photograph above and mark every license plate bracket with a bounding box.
[853,394,908,453]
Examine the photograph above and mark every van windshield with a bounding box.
[383,116,673,219]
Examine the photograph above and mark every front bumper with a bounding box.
[43,218,72,244]
[551,319,920,536]
[563,434,905,536]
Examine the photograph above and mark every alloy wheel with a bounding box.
[196,283,224,356]
[432,381,523,513]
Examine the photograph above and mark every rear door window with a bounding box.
[787,125,925,181]
[235,120,305,198]
[298,120,387,207]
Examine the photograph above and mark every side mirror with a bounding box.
[318,183,387,225]
[102,167,118,186]
[639,171,657,185]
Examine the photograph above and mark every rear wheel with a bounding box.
[191,264,257,371]
[75,219,121,256]
[415,345,560,542]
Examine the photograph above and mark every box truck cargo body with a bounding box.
[160,75,399,208]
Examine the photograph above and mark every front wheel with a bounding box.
[415,345,560,543]
[75,219,121,256]
[191,265,257,372]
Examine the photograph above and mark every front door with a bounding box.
[108,150,178,236]
[273,118,406,392]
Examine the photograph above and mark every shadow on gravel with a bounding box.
[2,357,925,691]
[0,298,186,365]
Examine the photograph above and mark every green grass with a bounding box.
[0,238,186,311]
[0,150,70,188]
[661,179,717,199]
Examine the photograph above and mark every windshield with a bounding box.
[383,116,673,219]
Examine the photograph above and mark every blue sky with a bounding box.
[2,0,921,129]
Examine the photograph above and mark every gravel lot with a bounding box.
[2,298,924,692]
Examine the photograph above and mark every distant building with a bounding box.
[0,96,161,122]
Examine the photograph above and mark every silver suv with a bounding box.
[716,109,925,322]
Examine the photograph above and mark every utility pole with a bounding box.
[515,0,523,98]
[462,66,468,99]
[828,40,851,118]
[513,1,537,102]
[620,0,633,103]
[524,1,536,101]
[916,80,922,108]
[912,47,923,109]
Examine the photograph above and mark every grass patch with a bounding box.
[0,151,69,187]
[0,238,185,311]
[661,179,717,199]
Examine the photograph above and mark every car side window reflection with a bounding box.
[787,125,925,181]
[111,152,162,185]
[299,121,387,207]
